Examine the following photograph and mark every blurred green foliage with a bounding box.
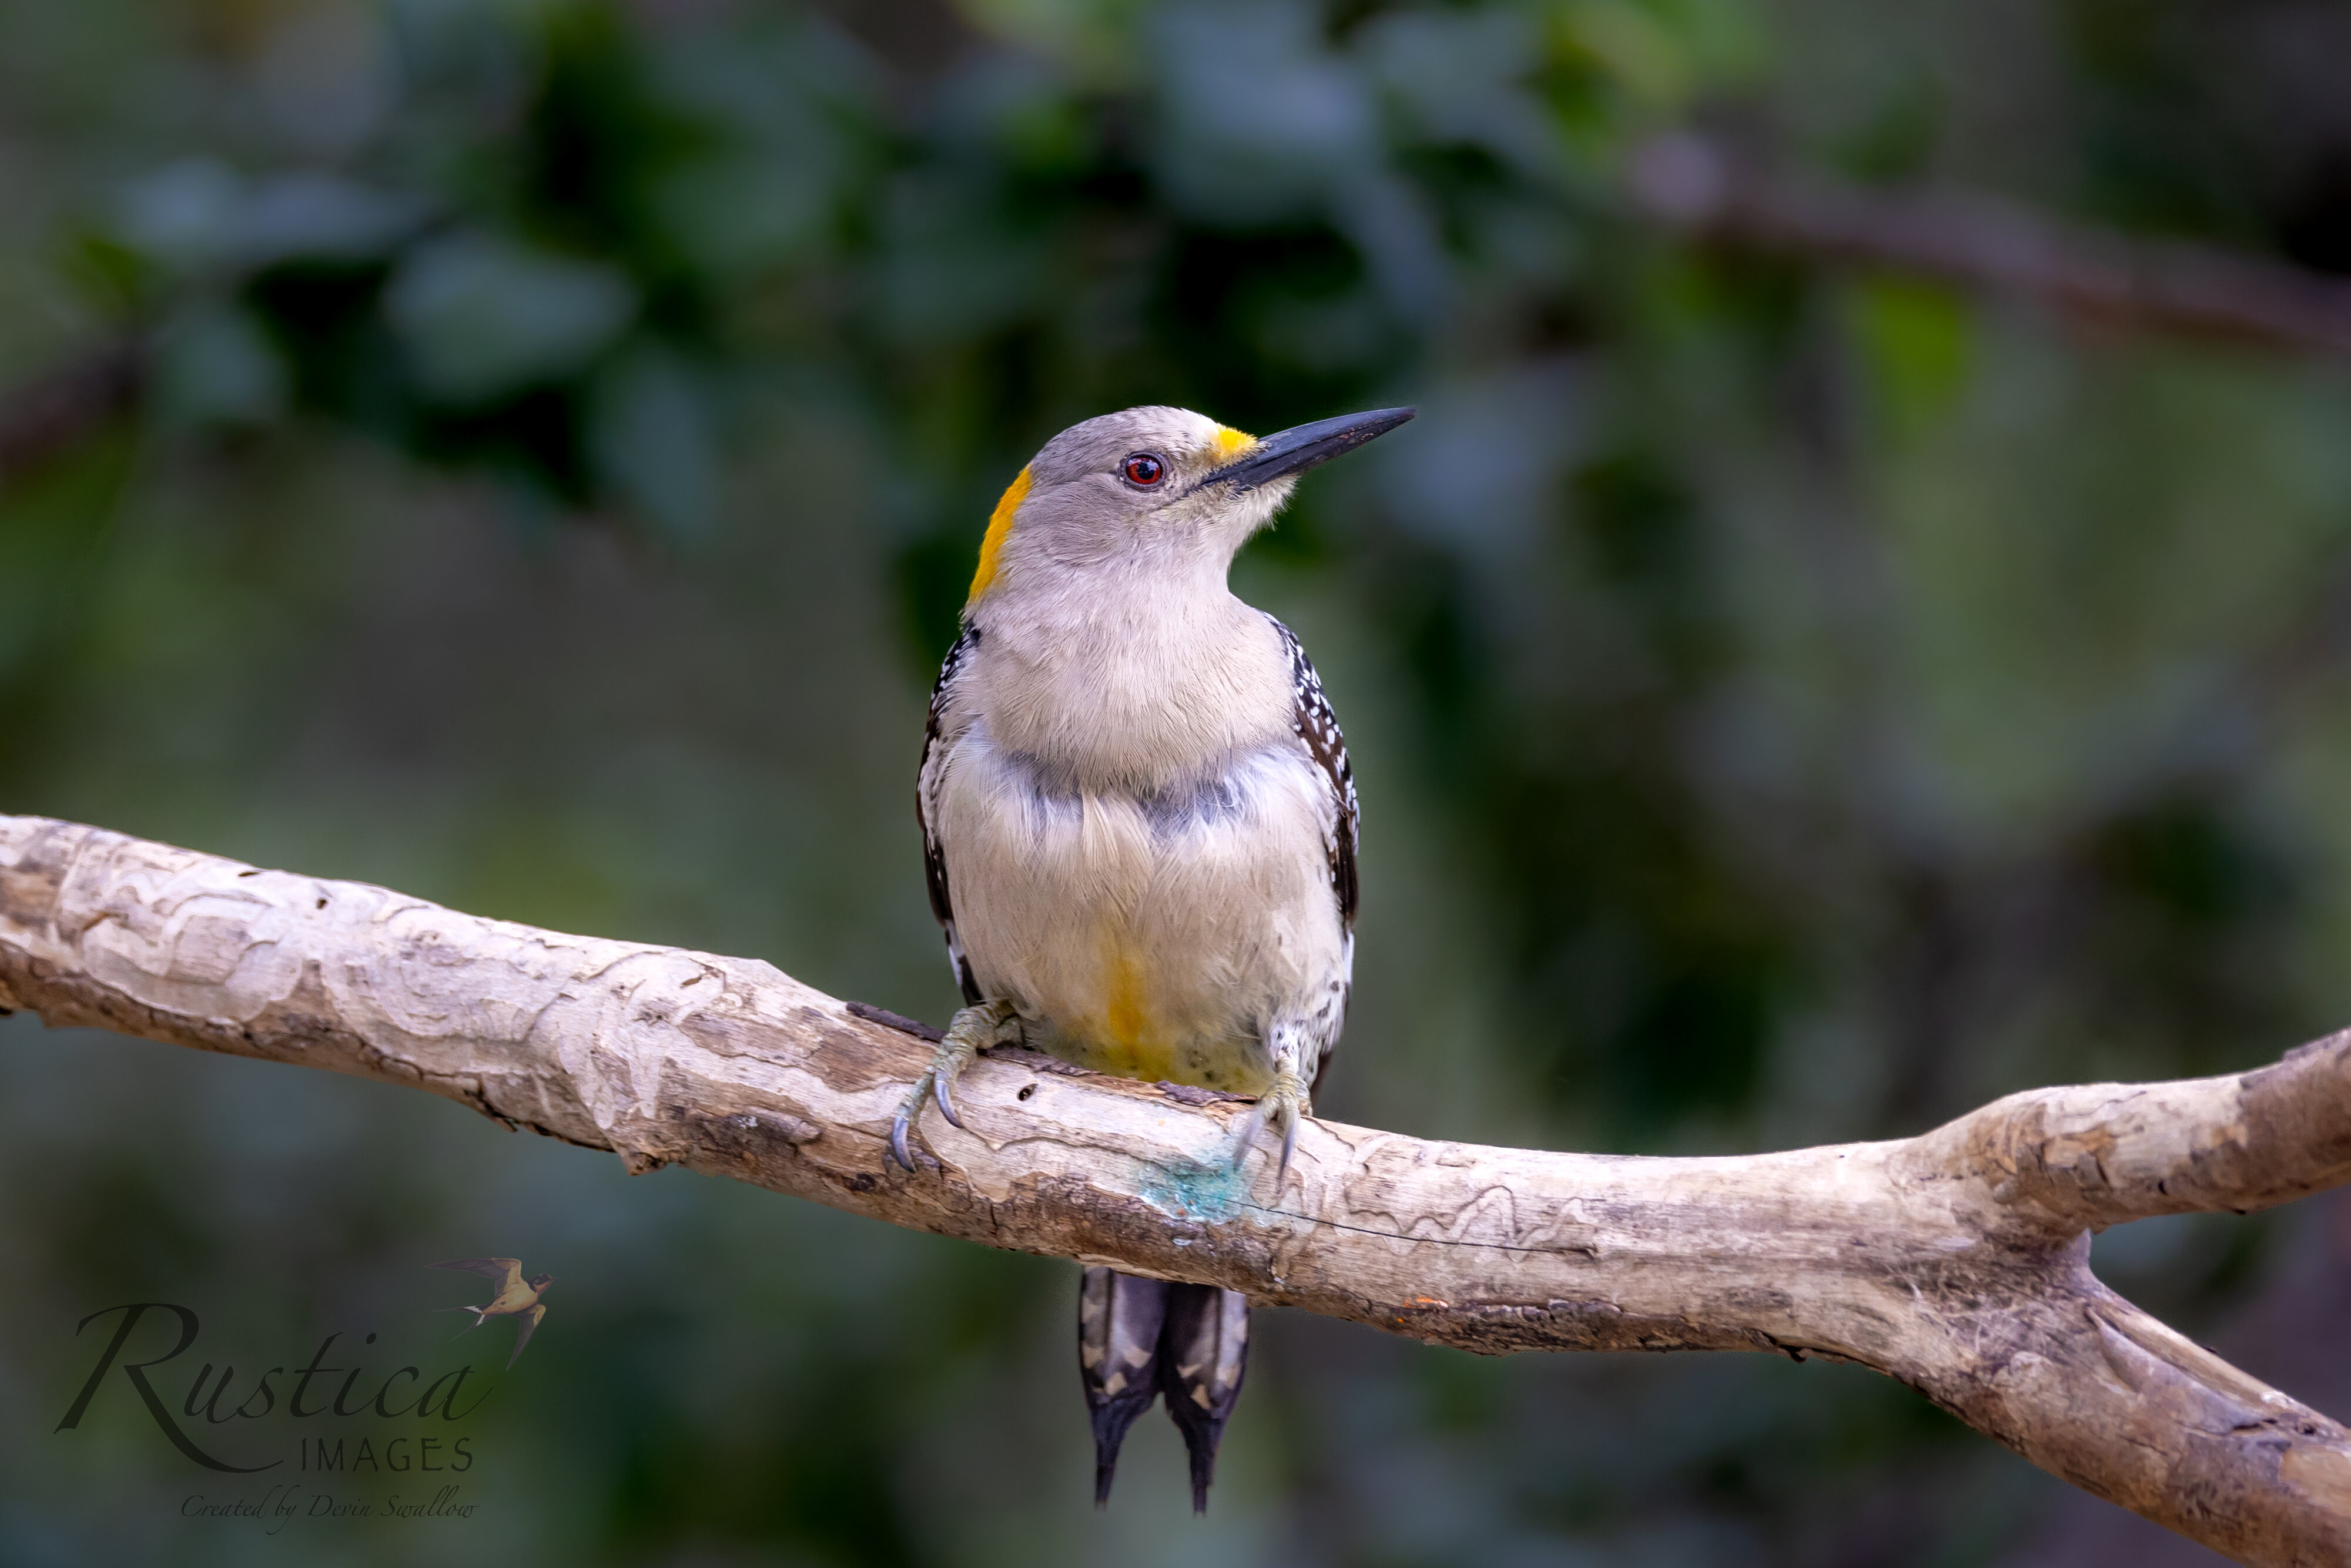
[8,0,2351,1563]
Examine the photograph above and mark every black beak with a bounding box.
[1201,406,1415,494]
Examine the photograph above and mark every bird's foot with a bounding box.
[888,997,1021,1171]
[1244,1060,1311,1184]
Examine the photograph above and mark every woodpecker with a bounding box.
[887,403,1412,1511]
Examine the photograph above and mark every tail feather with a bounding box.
[1078,1267,1170,1507]
[1158,1284,1250,1515]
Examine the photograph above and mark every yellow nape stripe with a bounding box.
[967,465,1032,603]
[1210,424,1257,461]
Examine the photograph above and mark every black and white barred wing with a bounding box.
[917,626,983,1005]
[1266,614,1359,1087]
[1265,615,1358,931]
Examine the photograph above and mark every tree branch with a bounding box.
[4,812,2349,1563]
[1627,133,2351,357]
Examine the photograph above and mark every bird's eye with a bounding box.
[1123,453,1166,487]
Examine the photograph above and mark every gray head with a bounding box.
[966,404,1414,608]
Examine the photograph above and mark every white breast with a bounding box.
[973,588,1297,795]
[929,718,1348,1093]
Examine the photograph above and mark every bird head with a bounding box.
[528,1273,554,1292]
[966,404,1414,608]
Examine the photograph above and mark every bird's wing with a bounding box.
[431,1258,524,1292]
[507,1303,546,1370]
[918,626,984,1005]
[1267,615,1358,932]
[1266,614,1358,1088]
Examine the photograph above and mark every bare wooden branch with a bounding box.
[5,812,2350,1564]
[1627,133,2351,357]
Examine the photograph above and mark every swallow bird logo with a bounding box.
[430,1259,552,1369]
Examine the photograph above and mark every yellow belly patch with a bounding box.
[1097,943,1179,1082]
[1039,936,1268,1093]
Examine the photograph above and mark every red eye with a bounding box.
[1123,453,1165,487]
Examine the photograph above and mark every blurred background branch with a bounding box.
[1628,132,2351,356]
[0,337,143,490]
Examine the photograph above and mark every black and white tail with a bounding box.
[1079,1267,1250,1512]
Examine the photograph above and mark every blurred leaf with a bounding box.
[154,303,289,429]
[385,230,638,405]
[1847,274,1972,441]
[587,343,715,539]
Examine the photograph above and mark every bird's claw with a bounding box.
[887,999,1019,1172]
[1245,1062,1310,1185]
[890,1067,955,1171]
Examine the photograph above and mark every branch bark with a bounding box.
[1627,133,2351,357]
[4,813,2350,1564]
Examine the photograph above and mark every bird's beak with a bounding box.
[1201,406,1416,494]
